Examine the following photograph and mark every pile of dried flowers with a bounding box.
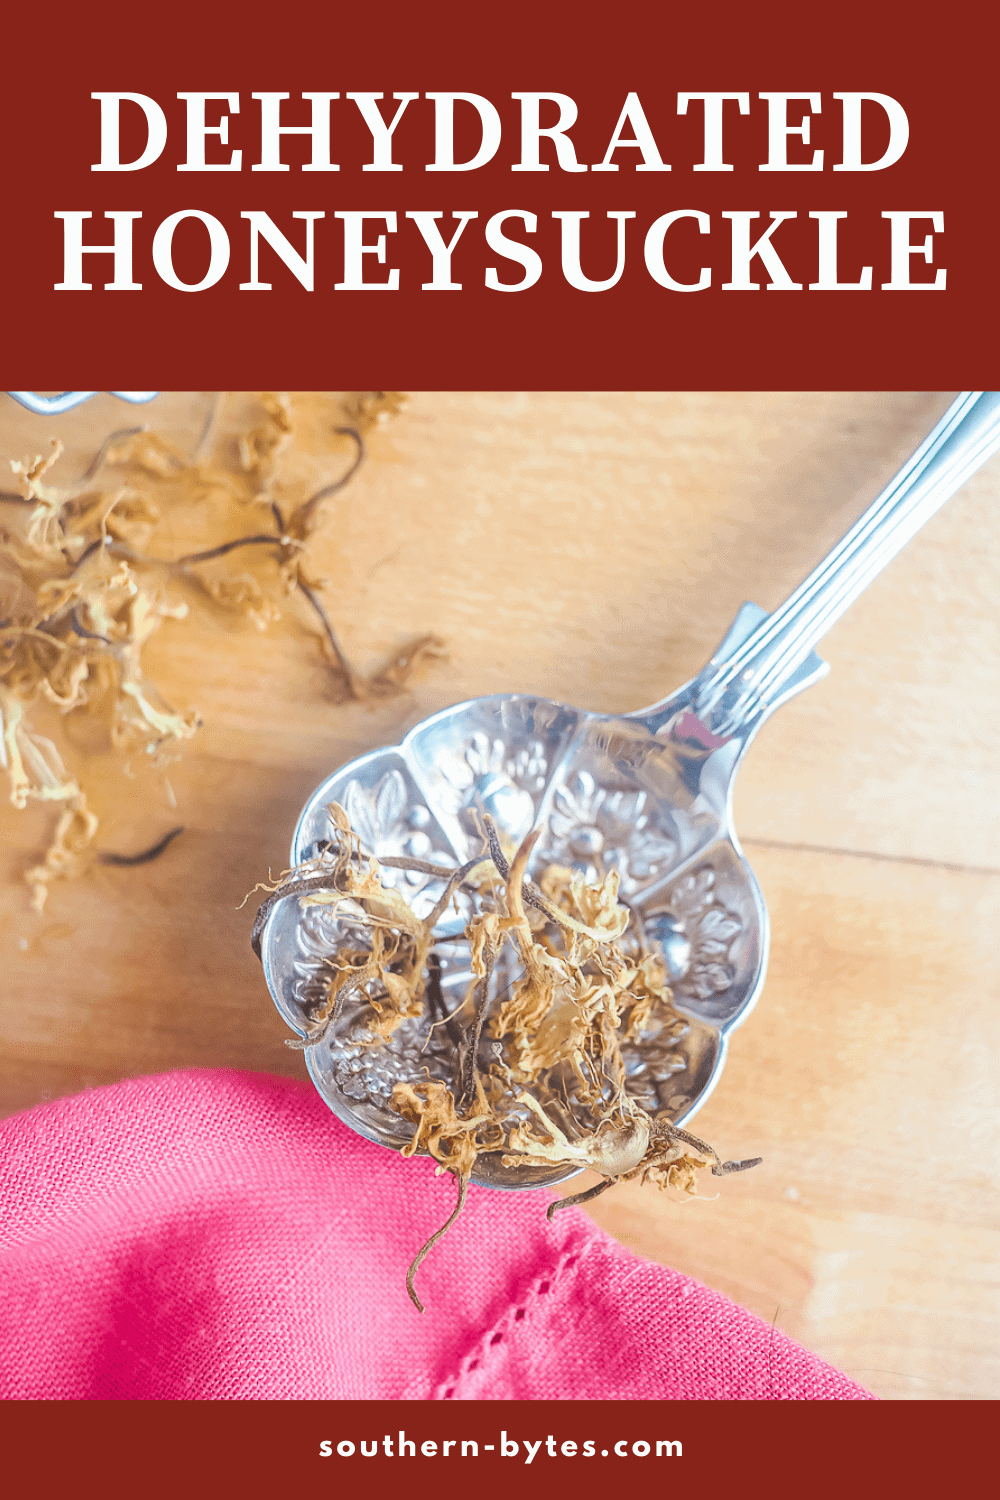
[0,392,442,909]
[252,804,760,1310]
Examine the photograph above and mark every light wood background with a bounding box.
[2,390,998,1401]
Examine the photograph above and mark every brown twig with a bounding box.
[68,537,107,574]
[99,826,185,867]
[421,851,489,929]
[484,816,510,878]
[458,934,495,1108]
[481,814,563,922]
[76,425,148,486]
[173,534,290,567]
[425,952,465,1049]
[654,1120,762,1177]
[406,1171,468,1313]
[292,427,365,534]
[296,577,360,696]
[285,959,381,1051]
[381,855,465,879]
[546,1176,619,1220]
[97,534,294,572]
[250,873,346,959]
[70,608,112,645]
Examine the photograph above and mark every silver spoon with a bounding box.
[260,390,1000,1191]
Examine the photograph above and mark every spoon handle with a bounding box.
[694,391,1000,735]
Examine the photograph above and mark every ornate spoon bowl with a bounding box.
[260,391,1000,1190]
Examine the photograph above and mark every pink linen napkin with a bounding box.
[0,1068,873,1400]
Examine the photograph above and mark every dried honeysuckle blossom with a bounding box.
[252,806,761,1312]
[0,392,439,908]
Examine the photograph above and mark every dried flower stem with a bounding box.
[293,427,365,535]
[75,426,148,487]
[547,1176,619,1220]
[173,534,289,568]
[99,826,185,867]
[407,1172,468,1314]
[295,577,359,695]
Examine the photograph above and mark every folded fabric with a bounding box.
[0,1068,873,1400]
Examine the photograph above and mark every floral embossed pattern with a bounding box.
[436,731,549,843]
[541,770,677,891]
[661,867,742,1003]
[340,769,455,887]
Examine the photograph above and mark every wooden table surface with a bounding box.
[2,390,998,1401]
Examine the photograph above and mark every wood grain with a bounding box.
[2,390,997,1400]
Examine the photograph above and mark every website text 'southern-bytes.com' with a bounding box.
[319,1432,682,1463]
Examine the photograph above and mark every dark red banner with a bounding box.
[2,0,995,389]
[0,1397,990,1499]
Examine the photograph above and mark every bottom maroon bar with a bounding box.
[0,1399,985,1497]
